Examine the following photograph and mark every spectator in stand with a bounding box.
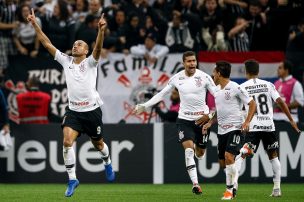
[199,0,223,36]
[0,88,10,135]
[35,0,56,17]
[106,9,128,53]
[124,13,145,49]
[16,76,51,124]
[245,0,269,50]
[165,13,194,53]
[273,60,304,123]
[123,0,147,27]
[72,0,89,30]
[76,14,99,53]
[152,0,174,44]
[202,25,228,51]
[286,18,304,83]
[13,4,41,57]
[222,0,248,31]
[88,0,103,17]
[0,0,18,76]
[40,0,76,54]
[130,31,169,65]
[228,16,250,51]
[173,0,201,51]
[155,88,180,122]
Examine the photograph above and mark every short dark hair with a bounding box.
[245,59,259,75]
[182,51,196,62]
[215,61,231,78]
[283,60,293,73]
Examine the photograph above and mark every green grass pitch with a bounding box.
[0,184,303,201]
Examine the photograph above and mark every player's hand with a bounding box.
[290,120,302,135]
[195,114,209,127]
[133,104,146,115]
[241,121,250,133]
[27,8,37,26]
[98,13,107,32]
[202,122,212,135]
[2,124,10,135]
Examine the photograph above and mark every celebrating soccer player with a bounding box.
[133,51,216,195]
[201,61,256,200]
[238,60,301,197]
[27,9,115,197]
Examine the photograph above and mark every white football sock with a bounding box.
[270,157,281,189]
[185,148,198,185]
[63,146,76,180]
[226,164,236,191]
[234,155,244,189]
[99,143,111,165]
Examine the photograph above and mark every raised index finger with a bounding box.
[100,13,104,20]
[31,8,35,16]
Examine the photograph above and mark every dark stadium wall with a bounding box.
[0,123,303,183]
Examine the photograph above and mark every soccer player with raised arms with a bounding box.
[133,51,216,195]
[27,9,115,197]
[239,60,301,197]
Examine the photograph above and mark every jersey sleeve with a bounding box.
[269,83,280,101]
[293,81,304,106]
[142,77,176,108]
[205,74,216,96]
[54,50,71,68]
[87,55,99,67]
[236,85,252,105]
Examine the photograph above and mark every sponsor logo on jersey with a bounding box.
[219,124,234,129]
[256,116,271,121]
[253,125,272,130]
[179,77,185,80]
[184,111,205,116]
[70,101,89,106]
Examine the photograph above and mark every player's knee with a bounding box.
[63,138,74,147]
[224,152,234,164]
[195,149,205,160]
[268,150,278,160]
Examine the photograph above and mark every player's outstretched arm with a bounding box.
[92,13,106,61]
[27,8,56,57]
[276,97,301,134]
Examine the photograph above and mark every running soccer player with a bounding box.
[239,59,301,197]
[27,9,115,197]
[133,51,216,195]
[201,61,256,200]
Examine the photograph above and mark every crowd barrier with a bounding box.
[0,122,303,183]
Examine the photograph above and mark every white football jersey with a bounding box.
[214,81,252,134]
[143,69,216,121]
[55,50,103,112]
[241,78,280,132]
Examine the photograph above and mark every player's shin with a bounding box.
[98,142,111,165]
[185,148,198,185]
[270,157,281,189]
[63,146,77,180]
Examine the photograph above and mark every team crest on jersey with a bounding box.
[194,77,202,87]
[179,131,184,140]
[225,92,231,100]
[79,63,86,72]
